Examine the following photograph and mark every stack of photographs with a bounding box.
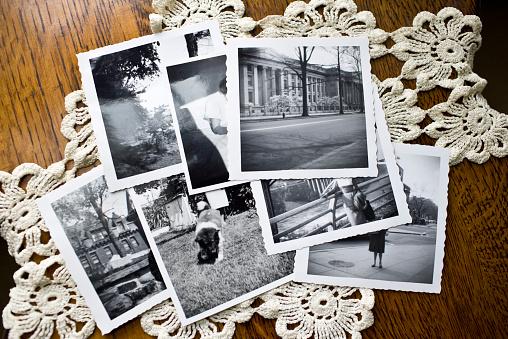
[37,20,450,334]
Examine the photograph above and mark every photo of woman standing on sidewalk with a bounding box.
[293,144,450,293]
[369,229,387,268]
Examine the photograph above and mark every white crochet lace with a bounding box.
[2,1,506,338]
[140,283,374,339]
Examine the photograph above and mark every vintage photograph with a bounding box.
[36,167,171,333]
[226,37,377,180]
[185,29,214,57]
[166,53,231,194]
[255,87,411,254]
[294,144,450,293]
[130,175,295,325]
[78,21,224,191]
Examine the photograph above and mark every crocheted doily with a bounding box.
[2,0,507,338]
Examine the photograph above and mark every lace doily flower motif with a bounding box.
[3,256,95,339]
[372,77,426,142]
[140,298,257,339]
[150,0,255,39]
[256,282,374,339]
[391,7,482,91]
[0,164,62,266]
[140,300,196,338]
[425,87,508,165]
[255,0,389,57]
[61,90,98,172]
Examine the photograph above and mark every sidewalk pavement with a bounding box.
[307,241,436,284]
[240,110,359,122]
[298,137,368,169]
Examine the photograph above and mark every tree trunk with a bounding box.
[87,194,127,257]
[301,66,308,117]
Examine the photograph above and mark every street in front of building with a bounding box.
[308,224,438,284]
[240,113,368,171]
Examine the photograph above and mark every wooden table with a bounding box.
[1,0,506,338]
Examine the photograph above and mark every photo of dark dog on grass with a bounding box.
[132,175,295,322]
[195,201,224,264]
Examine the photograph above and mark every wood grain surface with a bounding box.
[1,0,506,338]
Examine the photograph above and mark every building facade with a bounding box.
[76,212,149,276]
[238,48,364,116]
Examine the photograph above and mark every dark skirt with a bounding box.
[369,229,386,253]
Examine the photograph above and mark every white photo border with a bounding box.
[36,166,173,334]
[293,143,450,293]
[226,37,378,180]
[78,20,224,192]
[129,177,294,326]
[254,84,411,254]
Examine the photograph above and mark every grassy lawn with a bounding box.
[154,210,294,318]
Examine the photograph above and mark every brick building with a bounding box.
[76,199,149,276]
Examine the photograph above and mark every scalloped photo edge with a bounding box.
[293,143,450,294]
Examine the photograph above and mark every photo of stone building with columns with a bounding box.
[227,39,377,177]
[238,47,364,117]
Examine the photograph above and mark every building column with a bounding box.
[288,73,292,96]
[281,70,286,95]
[242,64,249,108]
[262,67,268,105]
[271,68,276,97]
[309,76,313,104]
[253,66,259,105]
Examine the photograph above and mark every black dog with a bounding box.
[195,202,224,264]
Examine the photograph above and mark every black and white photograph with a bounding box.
[226,37,377,180]
[36,167,171,333]
[166,53,231,194]
[294,143,450,293]
[78,21,224,191]
[254,87,411,254]
[130,175,295,325]
[185,29,214,57]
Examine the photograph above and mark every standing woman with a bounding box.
[369,229,387,268]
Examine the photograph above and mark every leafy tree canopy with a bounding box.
[91,42,161,99]
[316,96,343,106]
[266,95,302,109]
